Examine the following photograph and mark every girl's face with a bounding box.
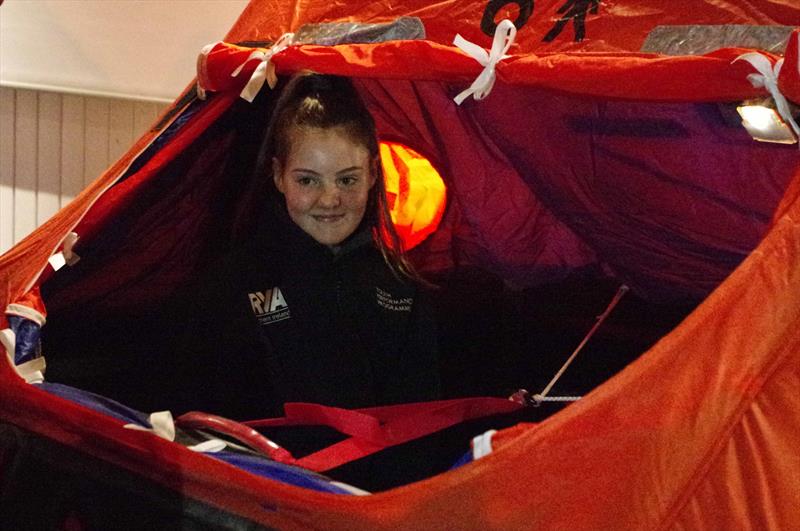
[273,126,376,247]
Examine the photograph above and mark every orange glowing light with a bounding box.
[379,142,447,250]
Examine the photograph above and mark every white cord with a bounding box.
[534,284,630,403]
[532,394,582,403]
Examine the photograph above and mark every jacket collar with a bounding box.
[258,207,374,268]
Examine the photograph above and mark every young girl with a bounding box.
[173,73,441,420]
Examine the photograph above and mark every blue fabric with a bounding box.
[34,382,153,427]
[208,451,358,494]
[8,315,42,365]
[34,382,359,494]
[449,450,473,470]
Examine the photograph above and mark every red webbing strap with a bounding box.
[246,397,523,472]
[175,412,296,463]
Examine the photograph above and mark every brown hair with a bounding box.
[263,72,419,282]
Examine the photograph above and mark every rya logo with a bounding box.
[248,287,291,324]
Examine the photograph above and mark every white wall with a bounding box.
[0,0,250,102]
[0,0,248,254]
[0,87,167,254]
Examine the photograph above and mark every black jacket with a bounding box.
[168,215,440,420]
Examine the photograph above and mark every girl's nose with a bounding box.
[318,183,341,208]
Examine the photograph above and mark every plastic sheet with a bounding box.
[641,25,795,55]
[294,16,425,46]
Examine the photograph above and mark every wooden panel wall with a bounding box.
[0,87,168,254]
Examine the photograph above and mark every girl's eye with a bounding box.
[296,176,316,186]
[338,176,358,186]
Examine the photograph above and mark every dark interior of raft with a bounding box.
[41,265,698,490]
[34,89,729,491]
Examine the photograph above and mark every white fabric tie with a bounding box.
[5,303,47,327]
[196,41,221,100]
[1,329,46,383]
[471,429,497,460]
[734,51,800,145]
[232,32,295,103]
[124,411,176,441]
[453,19,516,105]
[48,232,80,271]
[188,439,228,453]
[14,357,46,384]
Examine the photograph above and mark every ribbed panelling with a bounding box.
[0,87,167,254]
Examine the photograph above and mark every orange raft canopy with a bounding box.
[1,0,800,528]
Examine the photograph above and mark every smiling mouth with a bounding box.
[312,214,345,223]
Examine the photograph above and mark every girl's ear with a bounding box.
[273,157,285,193]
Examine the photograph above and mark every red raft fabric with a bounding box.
[781,32,800,103]
[4,8,800,314]
[32,78,796,314]
[203,39,792,103]
[2,167,798,528]
[32,64,800,314]
[227,0,800,55]
[1,0,800,528]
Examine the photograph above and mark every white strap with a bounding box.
[231,33,295,103]
[328,482,371,496]
[453,19,516,105]
[734,51,800,145]
[13,356,47,384]
[48,232,80,271]
[196,41,221,100]
[471,429,497,460]
[48,253,67,271]
[5,303,46,326]
[149,411,176,441]
[0,329,43,385]
[0,328,14,360]
[124,410,176,441]
[188,439,227,453]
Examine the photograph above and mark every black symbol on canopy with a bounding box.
[481,0,534,36]
[543,0,600,42]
